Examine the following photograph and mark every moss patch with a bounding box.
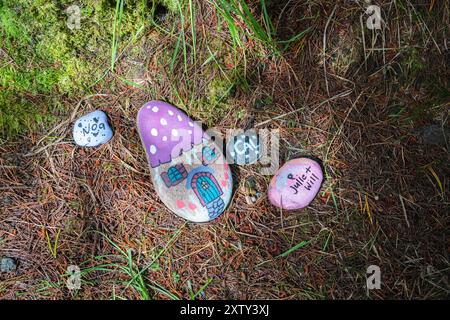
[0,0,175,138]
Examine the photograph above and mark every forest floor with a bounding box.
[0,0,449,299]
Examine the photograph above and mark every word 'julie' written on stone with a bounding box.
[287,166,320,194]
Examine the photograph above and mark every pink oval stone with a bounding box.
[268,158,324,210]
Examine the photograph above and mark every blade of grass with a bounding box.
[132,222,186,282]
[192,277,213,300]
[260,0,275,38]
[364,194,374,225]
[277,240,310,258]
[45,228,61,258]
[82,231,180,300]
[170,30,183,72]
[117,76,146,90]
[427,166,445,195]
[212,0,242,49]
[91,23,145,88]
[189,0,196,63]
[278,27,313,45]
[168,2,188,77]
[111,0,124,72]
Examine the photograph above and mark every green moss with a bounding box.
[400,47,424,82]
[409,75,449,122]
[184,33,248,126]
[0,91,55,137]
[0,0,170,138]
[190,76,240,126]
[208,77,234,105]
[158,0,181,12]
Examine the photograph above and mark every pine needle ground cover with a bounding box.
[0,0,448,299]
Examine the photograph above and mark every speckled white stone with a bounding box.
[73,110,113,147]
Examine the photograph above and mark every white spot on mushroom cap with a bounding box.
[177,115,183,122]
[162,136,167,141]
[150,145,157,154]
[171,129,179,137]
[168,110,174,116]
[152,106,159,112]
[151,128,158,136]
[160,118,167,126]
[189,121,193,127]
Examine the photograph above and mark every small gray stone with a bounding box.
[2,196,12,206]
[1,257,17,273]
[243,176,262,205]
[227,131,261,165]
[73,110,113,147]
[415,124,449,147]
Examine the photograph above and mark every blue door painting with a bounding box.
[191,172,225,219]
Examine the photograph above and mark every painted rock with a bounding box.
[137,100,233,223]
[226,130,261,165]
[268,158,323,210]
[73,110,113,147]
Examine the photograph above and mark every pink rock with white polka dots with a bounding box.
[137,101,233,222]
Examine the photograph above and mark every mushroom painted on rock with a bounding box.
[137,100,232,222]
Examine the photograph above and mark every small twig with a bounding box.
[323,4,337,97]
[399,194,410,228]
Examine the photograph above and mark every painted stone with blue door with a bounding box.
[190,172,224,219]
[137,100,233,222]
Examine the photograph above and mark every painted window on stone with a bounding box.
[168,167,183,183]
[161,164,188,188]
